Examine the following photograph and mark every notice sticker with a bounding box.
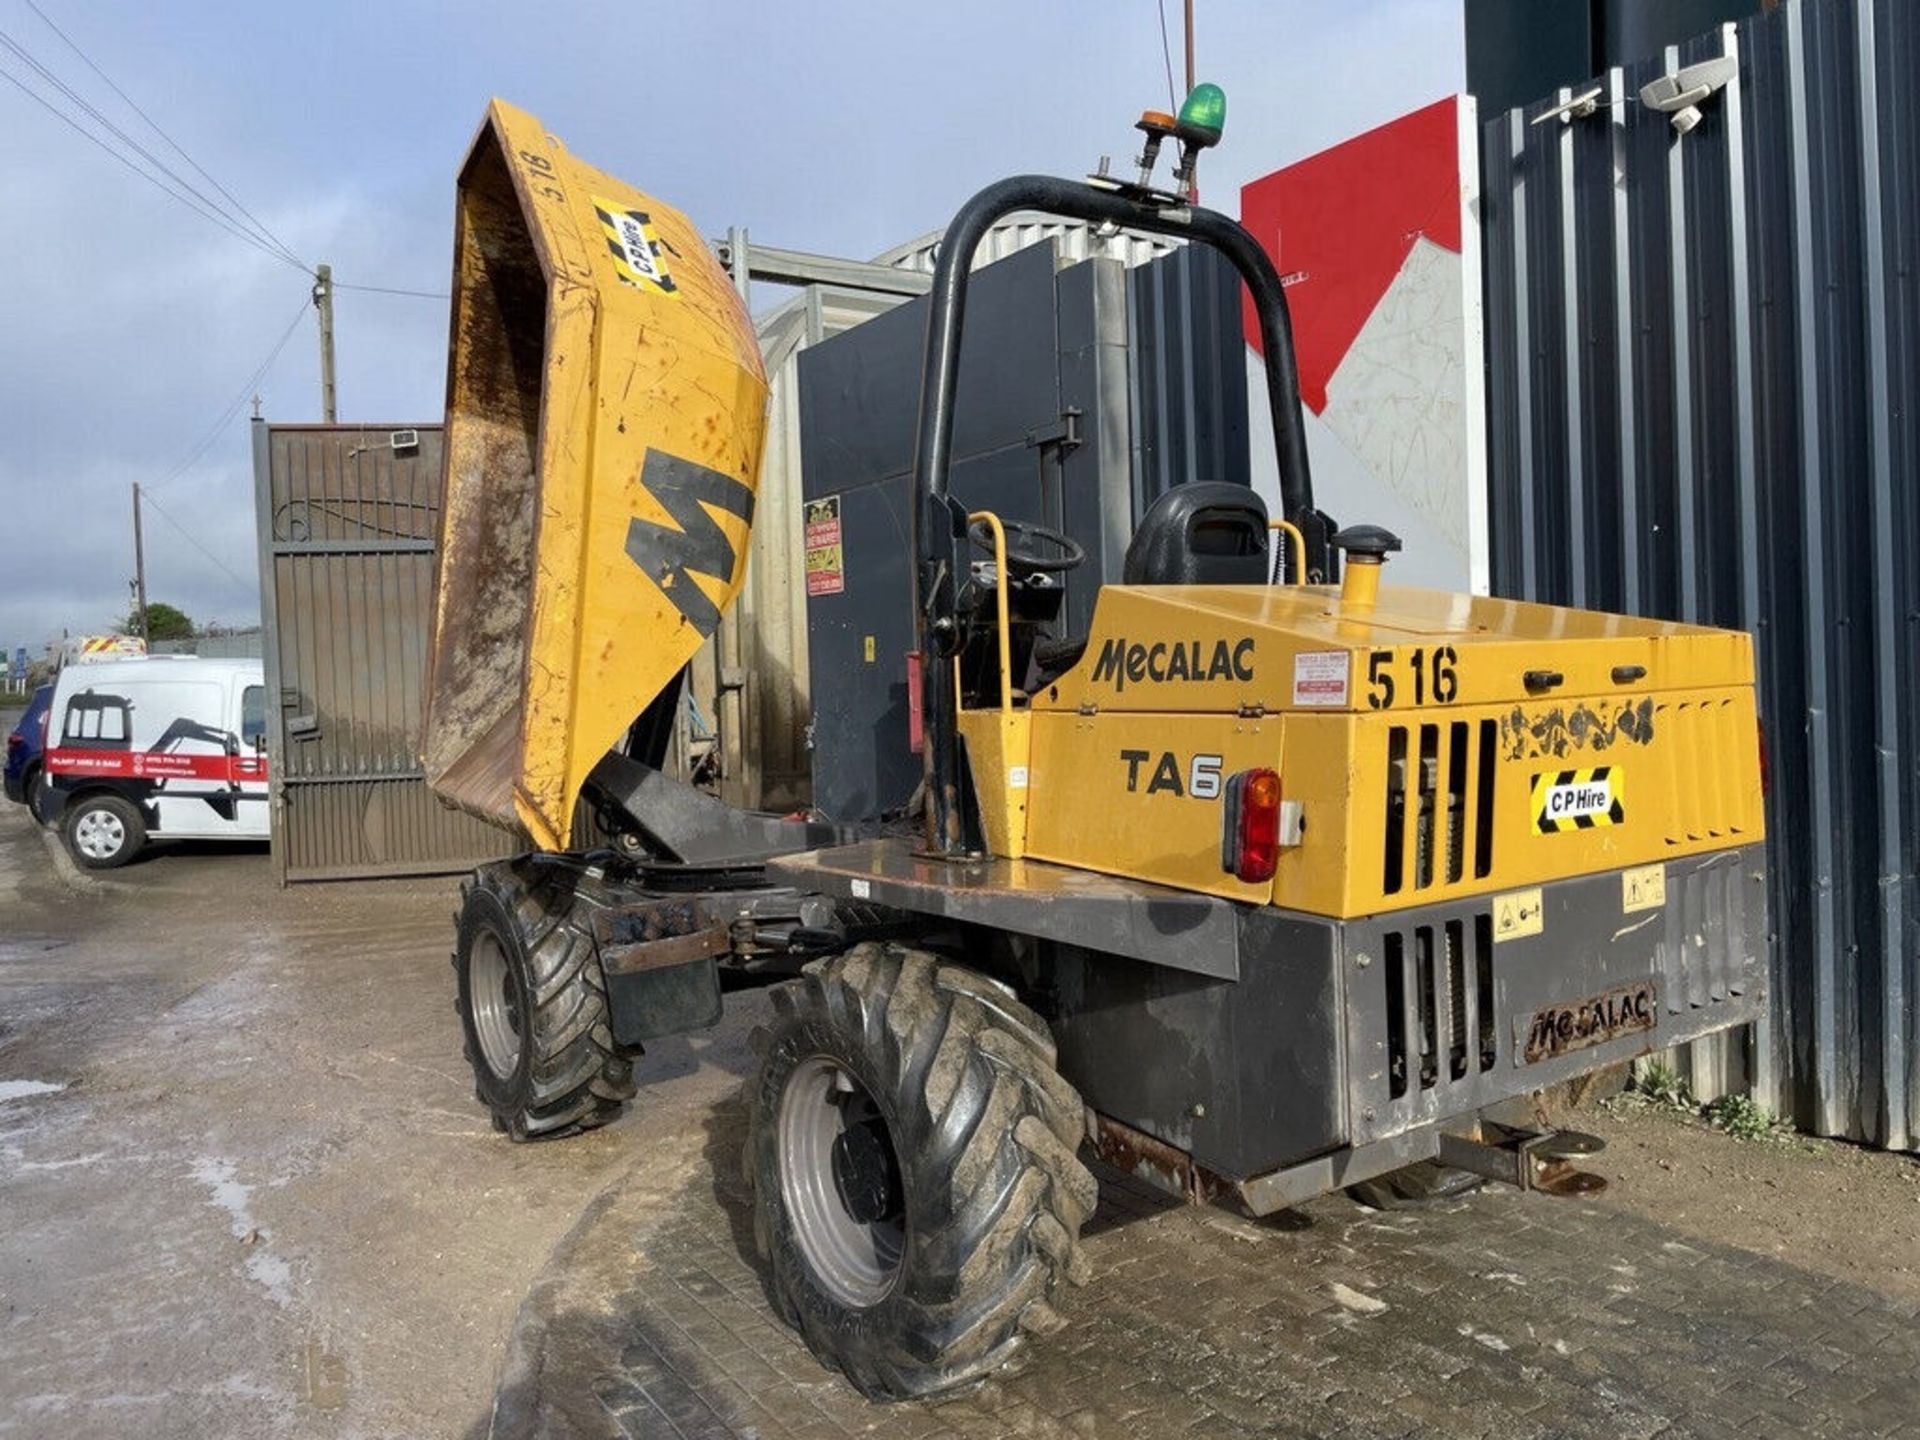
[804,496,845,597]
[1493,886,1544,942]
[1621,863,1666,913]
[1291,650,1349,707]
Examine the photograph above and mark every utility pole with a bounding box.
[313,262,337,423]
[131,482,150,645]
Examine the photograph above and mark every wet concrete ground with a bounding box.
[0,797,682,1438]
[6,785,1920,1439]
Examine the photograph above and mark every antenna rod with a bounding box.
[1184,0,1199,200]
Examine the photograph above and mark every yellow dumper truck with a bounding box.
[424,91,1768,1399]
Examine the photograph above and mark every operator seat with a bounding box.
[1122,481,1270,585]
[1029,483,1272,687]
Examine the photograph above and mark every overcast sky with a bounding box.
[0,0,1464,655]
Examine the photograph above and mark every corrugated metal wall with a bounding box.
[1481,0,1919,1147]
[1127,243,1252,508]
[708,287,907,812]
[252,421,517,883]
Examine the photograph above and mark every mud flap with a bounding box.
[593,899,727,1047]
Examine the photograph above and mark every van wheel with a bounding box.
[23,763,49,824]
[453,859,638,1141]
[747,944,1098,1400]
[63,794,144,869]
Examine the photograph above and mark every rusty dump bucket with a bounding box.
[421,100,768,850]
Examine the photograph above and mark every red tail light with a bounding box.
[1222,767,1282,883]
[4,734,20,751]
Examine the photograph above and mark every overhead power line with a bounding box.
[333,280,450,301]
[0,7,457,309]
[0,60,299,270]
[21,0,306,271]
[1156,0,1179,112]
[152,294,312,492]
[0,26,305,272]
[140,488,254,593]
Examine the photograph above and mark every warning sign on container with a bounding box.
[804,496,844,597]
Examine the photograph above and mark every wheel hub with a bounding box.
[831,1114,902,1224]
[74,810,124,859]
[468,929,524,1080]
[778,1057,906,1308]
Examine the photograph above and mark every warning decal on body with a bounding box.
[1532,766,1624,833]
[592,195,677,294]
[1291,650,1349,707]
[804,496,844,597]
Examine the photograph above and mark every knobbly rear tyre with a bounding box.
[453,858,638,1141]
[747,943,1098,1400]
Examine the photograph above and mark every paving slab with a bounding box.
[492,1073,1920,1440]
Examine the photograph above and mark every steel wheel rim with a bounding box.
[73,809,124,860]
[778,1056,906,1308]
[469,929,523,1080]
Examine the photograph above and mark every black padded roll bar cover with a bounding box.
[1123,482,1270,585]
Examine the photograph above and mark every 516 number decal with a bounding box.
[1365,646,1459,709]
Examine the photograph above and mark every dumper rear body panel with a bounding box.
[423,100,767,849]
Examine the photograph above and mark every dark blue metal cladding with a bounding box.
[1126,242,1251,512]
[1481,0,1920,1149]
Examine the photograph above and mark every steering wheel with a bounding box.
[968,517,1086,577]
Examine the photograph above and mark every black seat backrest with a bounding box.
[1122,482,1270,585]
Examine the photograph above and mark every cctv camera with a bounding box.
[1640,55,1736,133]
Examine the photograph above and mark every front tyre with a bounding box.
[454,859,638,1141]
[747,943,1098,1400]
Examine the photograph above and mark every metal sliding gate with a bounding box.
[251,421,516,883]
[1481,0,1919,1147]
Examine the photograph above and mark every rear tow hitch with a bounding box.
[1438,1127,1608,1198]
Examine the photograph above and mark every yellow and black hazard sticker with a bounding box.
[1531,766,1624,833]
[591,194,677,294]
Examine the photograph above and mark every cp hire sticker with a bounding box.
[1292,650,1349,707]
[592,195,677,294]
[1532,767,1625,833]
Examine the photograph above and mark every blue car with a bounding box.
[5,683,52,820]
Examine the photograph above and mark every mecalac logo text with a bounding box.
[1090,637,1254,692]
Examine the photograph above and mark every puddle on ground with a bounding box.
[191,1157,258,1236]
[192,1156,296,1306]
[0,1080,66,1102]
[301,1338,348,1410]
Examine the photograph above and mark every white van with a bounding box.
[43,656,269,868]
